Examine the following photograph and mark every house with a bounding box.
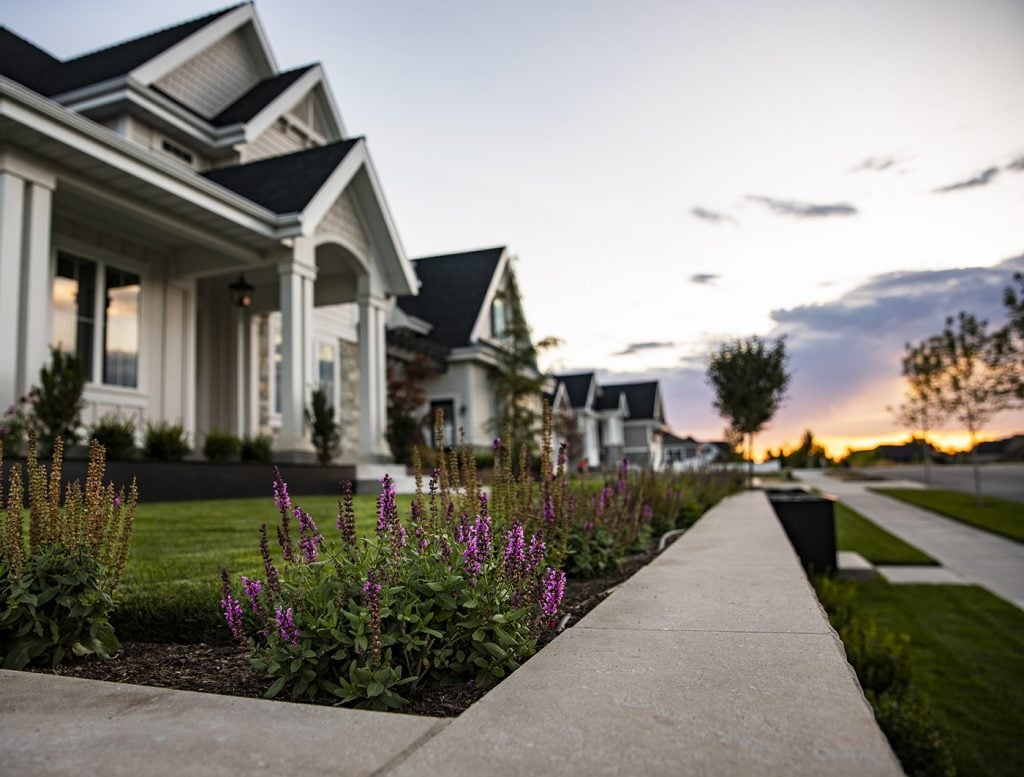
[0,4,418,477]
[663,433,730,470]
[550,372,629,470]
[599,382,666,469]
[388,247,540,450]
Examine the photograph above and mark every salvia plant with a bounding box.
[0,433,138,668]
[222,405,742,708]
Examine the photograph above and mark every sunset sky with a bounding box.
[6,0,1024,457]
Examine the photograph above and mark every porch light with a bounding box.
[229,274,254,308]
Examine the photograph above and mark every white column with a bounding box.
[276,243,317,455]
[357,291,391,460]
[0,152,55,407]
[234,311,250,438]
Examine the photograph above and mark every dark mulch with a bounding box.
[25,543,668,717]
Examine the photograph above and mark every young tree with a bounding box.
[305,386,340,466]
[33,347,87,455]
[386,355,436,466]
[890,338,949,487]
[490,272,559,458]
[922,313,1013,504]
[998,271,1024,404]
[706,336,790,485]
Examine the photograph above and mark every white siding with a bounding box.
[317,191,370,255]
[240,120,304,162]
[155,29,262,119]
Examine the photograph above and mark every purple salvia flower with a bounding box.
[259,523,281,594]
[478,491,489,517]
[295,507,323,563]
[272,468,291,513]
[241,576,263,605]
[362,568,383,604]
[527,534,546,573]
[461,514,493,584]
[337,480,358,548]
[492,437,502,452]
[596,486,611,517]
[540,567,566,621]
[642,504,654,523]
[275,607,300,648]
[542,495,556,527]
[504,522,526,568]
[221,594,244,641]
[376,473,398,533]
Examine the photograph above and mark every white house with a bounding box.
[550,372,630,471]
[0,4,418,474]
[388,247,540,450]
[599,382,666,470]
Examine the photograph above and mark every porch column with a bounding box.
[357,292,391,461]
[234,310,251,439]
[276,243,317,456]
[0,151,55,406]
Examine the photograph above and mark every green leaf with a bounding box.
[472,628,486,642]
[365,681,384,698]
[265,677,286,698]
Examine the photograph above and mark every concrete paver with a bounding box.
[796,469,1024,609]
[0,670,446,777]
[837,551,875,581]
[876,566,969,584]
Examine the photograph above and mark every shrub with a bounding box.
[871,693,956,777]
[204,432,241,463]
[33,348,87,454]
[144,421,190,462]
[0,435,137,668]
[241,435,274,464]
[0,391,35,458]
[305,387,340,466]
[89,415,137,460]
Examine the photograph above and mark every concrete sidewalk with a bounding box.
[796,469,1024,610]
[0,491,901,776]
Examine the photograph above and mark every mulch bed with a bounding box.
[26,544,668,717]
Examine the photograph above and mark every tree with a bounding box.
[890,338,949,487]
[33,347,86,455]
[386,355,436,466]
[783,430,827,469]
[706,336,790,485]
[490,271,559,458]
[305,386,340,466]
[998,271,1024,404]
[919,312,1013,504]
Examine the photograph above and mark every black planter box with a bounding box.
[1,459,357,503]
[766,488,837,575]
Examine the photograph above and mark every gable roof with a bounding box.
[662,432,698,446]
[555,373,596,409]
[210,64,314,125]
[396,248,505,349]
[601,382,663,422]
[202,138,360,214]
[0,6,241,97]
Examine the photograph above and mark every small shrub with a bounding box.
[871,693,956,777]
[0,435,137,668]
[90,415,137,460]
[241,435,274,464]
[204,432,241,463]
[144,421,190,462]
[0,391,35,458]
[33,348,87,454]
[304,387,339,466]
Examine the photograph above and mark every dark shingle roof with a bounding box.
[555,373,596,409]
[202,138,360,213]
[212,65,313,125]
[396,248,505,349]
[601,382,662,422]
[662,432,698,446]
[594,387,625,411]
[0,6,242,96]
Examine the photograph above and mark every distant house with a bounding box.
[595,382,666,469]
[389,247,539,450]
[972,434,1024,463]
[551,372,629,470]
[0,4,417,478]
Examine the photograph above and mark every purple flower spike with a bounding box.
[540,568,566,621]
[542,495,555,527]
[220,584,245,642]
[377,473,397,534]
[492,437,502,452]
[275,607,300,648]
[527,534,546,572]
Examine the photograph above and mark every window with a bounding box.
[317,342,336,407]
[53,253,141,388]
[491,295,508,339]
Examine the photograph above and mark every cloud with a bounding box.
[933,167,1000,193]
[613,341,676,356]
[852,156,897,172]
[1007,155,1024,172]
[690,273,719,285]
[746,195,857,218]
[690,206,734,224]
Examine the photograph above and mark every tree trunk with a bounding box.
[747,432,754,489]
[921,436,931,488]
[970,431,982,507]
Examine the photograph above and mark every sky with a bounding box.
[5,0,1024,457]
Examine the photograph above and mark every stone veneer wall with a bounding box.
[337,340,360,459]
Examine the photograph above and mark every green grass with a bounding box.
[854,581,1024,777]
[873,488,1024,543]
[112,493,413,643]
[835,502,938,565]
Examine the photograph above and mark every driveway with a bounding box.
[856,463,1024,503]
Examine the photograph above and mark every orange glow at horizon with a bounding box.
[750,430,1002,462]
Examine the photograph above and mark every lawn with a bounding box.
[854,581,1024,777]
[872,488,1024,543]
[113,492,414,643]
[834,502,937,565]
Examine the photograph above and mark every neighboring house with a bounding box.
[0,5,419,475]
[663,433,729,471]
[389,247,539,450]
[599,382,666,469]
[972,434,1024,463]
[551,372,629,470]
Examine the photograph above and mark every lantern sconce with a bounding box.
[229,274,254,308]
